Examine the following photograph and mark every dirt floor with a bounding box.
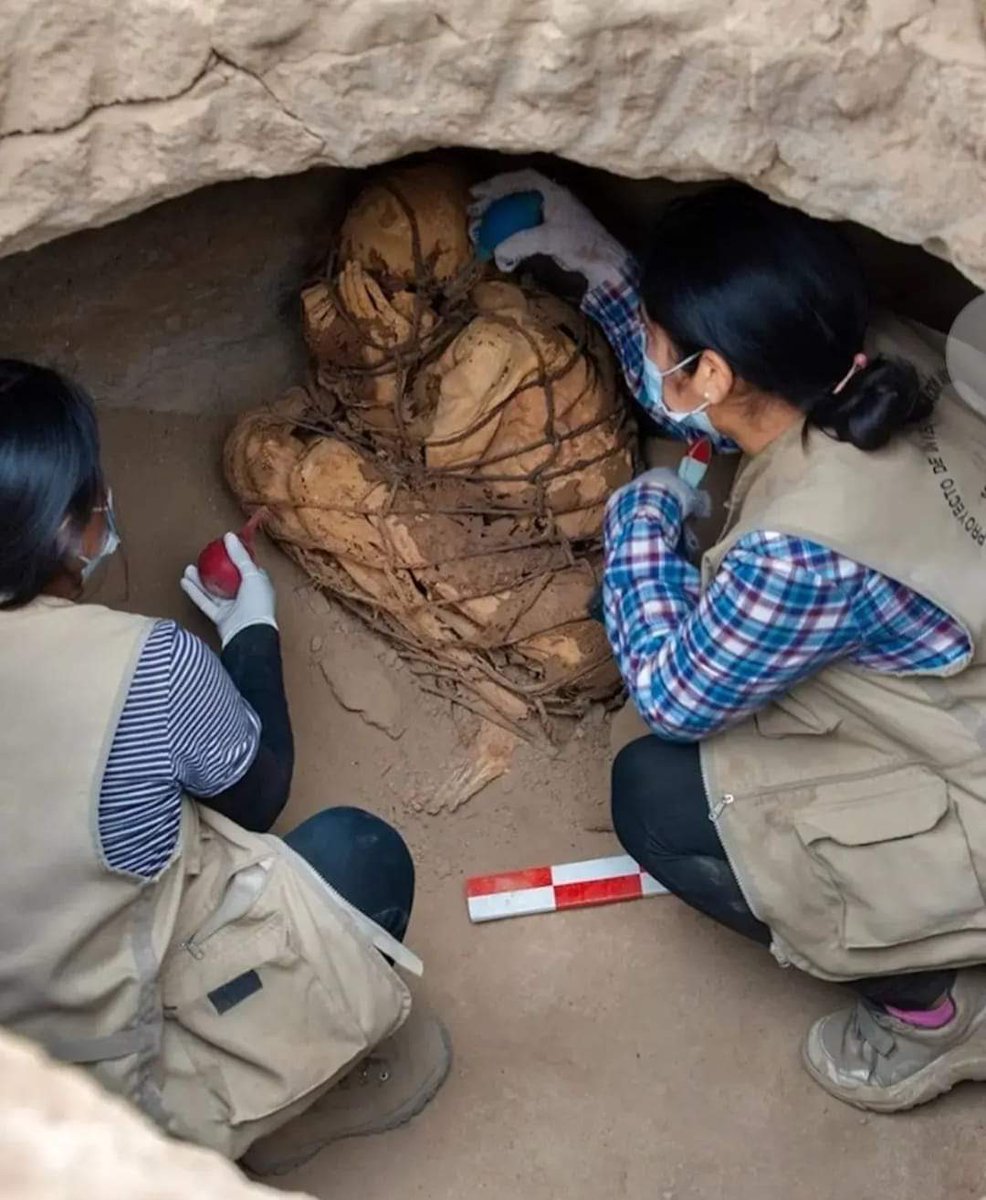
[97,409,986,1200]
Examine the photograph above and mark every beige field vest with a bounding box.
[0,598,414,1158]
[700,314,986,981]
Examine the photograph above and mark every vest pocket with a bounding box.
[162,909,369,1125]
[794,768,986,949]
[754,694,840,739]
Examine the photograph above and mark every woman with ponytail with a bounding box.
[472,174,986,1112]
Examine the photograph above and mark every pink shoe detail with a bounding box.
[885,995,956,1029]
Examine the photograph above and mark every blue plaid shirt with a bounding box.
[583,267,971,742]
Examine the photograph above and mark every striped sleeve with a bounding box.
[166,624,261,798]
[98,621,260,879]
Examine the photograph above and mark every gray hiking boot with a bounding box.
[803,968,986,1112]
[242,1001,452,1176]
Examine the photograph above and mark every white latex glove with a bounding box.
[616,467,712,522]
[468,169,630,289]
[181,533,277,648]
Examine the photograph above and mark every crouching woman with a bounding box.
[0,361,449,1167]
[472,172,986,1112]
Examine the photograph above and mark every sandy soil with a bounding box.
[97,408,985,1200]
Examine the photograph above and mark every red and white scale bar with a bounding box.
[466,854,668,923]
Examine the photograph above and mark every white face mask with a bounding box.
[641,350,717,437]
[78,489,121,581]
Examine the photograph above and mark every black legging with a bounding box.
[611,735,954,1009]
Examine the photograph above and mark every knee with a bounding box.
[359,812,414,881]
[323,806,413,869]
[287,806,414,879]
[610,737,658,859]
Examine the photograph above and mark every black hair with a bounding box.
[0,360,104,608]
[639,185,928,451]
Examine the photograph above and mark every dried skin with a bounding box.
[300,282,360,365]
[304,265,438,432]
[339,164,473,287]
[418,294,632,534]
[226,180,634,723]
[419,316,541,470]
[516,619,621,694]
[287,439,388,562]
[430,722,519,813]
[230,419,623,720]
[479,559,602,645]
[224,389,310,542]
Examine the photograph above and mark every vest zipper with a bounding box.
[710,793,734,820]
[705,787,792,968]
[180,861,272,960]
[701,745,756,907]
[714,756,933,806]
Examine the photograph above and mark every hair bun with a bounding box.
[819,354,926,451]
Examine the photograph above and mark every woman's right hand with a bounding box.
[181,533,278,648]
[468,169,629,289]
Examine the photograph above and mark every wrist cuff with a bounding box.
[219,615,279,650]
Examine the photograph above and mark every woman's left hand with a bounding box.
[612,467,711,522]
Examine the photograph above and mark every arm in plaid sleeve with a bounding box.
[602,480,867,742]
[603,480,970,741]
[582,265,735,450]
[581,262,652,422]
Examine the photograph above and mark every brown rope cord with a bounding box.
[412,682,534,742]
[313,179,486,448]
[260,397,631,522]
[287,354,633,507]
[284,403,631,491]
[252,498,615,717]
[315,560,593,703]
[415,315,571,449]
[237,186,632,728]
[309,234,615,474]
[320,577,613,724]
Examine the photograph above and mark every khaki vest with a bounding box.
[0,598,414,1158]
[699,314,986,981]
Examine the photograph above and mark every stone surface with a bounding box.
[1,0,985,286]
[0,1027,311,1200]
[0,165,978,420]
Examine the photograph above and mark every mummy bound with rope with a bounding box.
[225,164,635,732]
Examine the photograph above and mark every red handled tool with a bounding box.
[677,436,712,489]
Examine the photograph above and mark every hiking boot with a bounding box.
[242,1000,452,1176]
[802,968,986,1112]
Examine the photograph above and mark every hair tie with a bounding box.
[832,352,869,395]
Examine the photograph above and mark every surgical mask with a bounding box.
[642,350,717,437]
[79,489,121,581]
